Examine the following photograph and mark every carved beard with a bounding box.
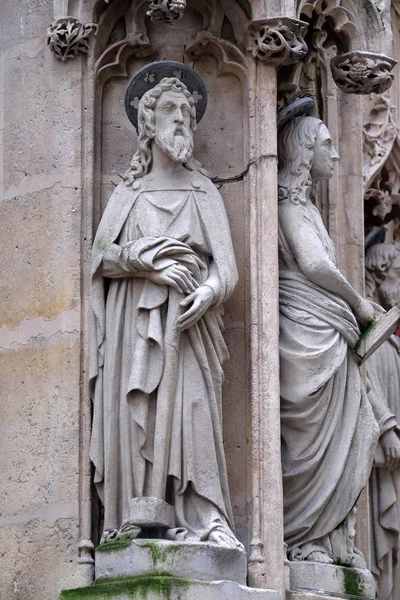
[154,126,194,164]
[378,278,400,311]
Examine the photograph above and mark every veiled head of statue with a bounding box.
[365,242,400,309]
[278,117,340,204]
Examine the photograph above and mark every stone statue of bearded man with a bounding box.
[89,73,241,550]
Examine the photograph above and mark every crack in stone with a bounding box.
[211,155,275,186]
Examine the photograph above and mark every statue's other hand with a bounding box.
[380,429,400,471]
[177,285,215,330]
[354,298,378,330]
[145,264,198,294]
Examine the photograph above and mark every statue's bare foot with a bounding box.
[100,529,118,543]
[117,521,142,540]
[306,551,333,564]
[207,525,244,550]
[350,549,367,569]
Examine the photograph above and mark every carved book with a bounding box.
[356,307,400,365]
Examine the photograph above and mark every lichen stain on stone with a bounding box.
[96,535,132,553]
[59,574,192,599]
[342,566,365,597]
[137,542,181,566]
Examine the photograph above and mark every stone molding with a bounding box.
[331,51,397,95]
[47,17,98,62]
[246,17,308,66]
[299,0,358,52]
[185,31,247,80]
[146,0,186,23]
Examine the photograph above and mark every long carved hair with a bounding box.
[278,116,324,204]
[124,77,203,185]
[365,242,400,300]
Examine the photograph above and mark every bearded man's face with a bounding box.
[153,90,194,163]
[378,253,400,310]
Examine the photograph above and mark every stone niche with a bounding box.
[97,4,249,547]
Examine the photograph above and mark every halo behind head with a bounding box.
[125,61,208,131]
[277,97,316,129]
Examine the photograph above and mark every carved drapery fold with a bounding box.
[331,51,397,95]
[246,17,308,66]
[47,17,98,61]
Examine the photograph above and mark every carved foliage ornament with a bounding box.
[146,0,186,23]
[363,93,397,190]
[247,17,308,66]
[331,51,397,95]
[47,17,98,61]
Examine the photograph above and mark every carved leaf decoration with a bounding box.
[47,17,98,61]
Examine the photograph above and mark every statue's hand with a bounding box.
[380,428,400,471]
[177,285,215,330]
[353,298,382,330]
[145,264,197,294]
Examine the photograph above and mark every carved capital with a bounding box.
[331,51,397,95]
[246,17,308,66]
[146,0,186,23]
[47,17,97,62]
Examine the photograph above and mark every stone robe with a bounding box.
[89,170,238,539]
[278,197,379,560]
[368,335,400,600]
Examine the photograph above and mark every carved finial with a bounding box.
[331,51,397,95]
[47,17,98,62]
[146,0,186,23]
[247,17,308,66]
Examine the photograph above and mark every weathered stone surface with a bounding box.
[0,341,80,515]
[95,539,247,585]
[0,519,85,600]
[289,562,376,599]
[0,186,81,328]
[60,576,281,600]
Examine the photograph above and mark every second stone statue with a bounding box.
[277,101,382,595]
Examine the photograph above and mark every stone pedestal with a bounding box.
[289,562,376,599]
[60,576,281,600]
[95,539,247,584]
[60,539,281,599]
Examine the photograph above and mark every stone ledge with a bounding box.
[289,562,375,599]
[60,575,282,600]
[95,539,247,585]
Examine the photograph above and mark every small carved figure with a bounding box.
[89,63,241,550]
[278,110,381,566]
[366,242,400,600]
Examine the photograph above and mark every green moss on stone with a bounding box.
[342,566,365,597]
[60,574,192,600]
[137,542,180,567]
[357,318,378,344]
[96,535,132,553]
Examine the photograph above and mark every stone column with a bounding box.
[245,17,308,595]
[246,58,284,593]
